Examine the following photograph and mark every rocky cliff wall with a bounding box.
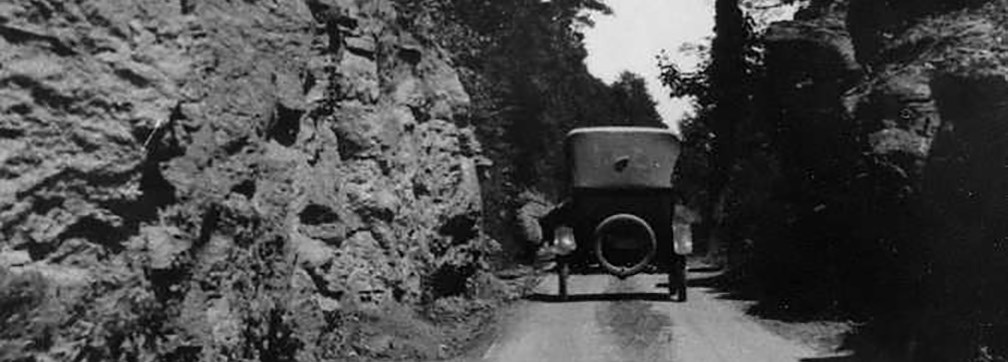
[0,0,496,360]
[763,0,1008,358]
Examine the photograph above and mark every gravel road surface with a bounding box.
[480,272,823,362]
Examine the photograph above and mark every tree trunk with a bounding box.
[706,0,746,266]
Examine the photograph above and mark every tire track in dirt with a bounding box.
[596,277,675,362]
[481,273,824,362]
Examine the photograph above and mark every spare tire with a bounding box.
[593,213,657,277]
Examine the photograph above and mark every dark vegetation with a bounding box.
[664,0,1008,360]
[396,0,666,258]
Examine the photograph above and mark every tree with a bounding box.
[609,71,665,127]
[396,0,641,259]
[699,0,749,262]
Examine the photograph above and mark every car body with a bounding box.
[549,126,686,301]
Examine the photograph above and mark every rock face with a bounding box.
[763,0,1008,358]
[0,0,492,360]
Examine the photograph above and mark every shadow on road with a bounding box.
[680,269,930,362]
[799,356,858,362]
[680,269,819,321]
[526,292,674,303]
[687,265,724,273]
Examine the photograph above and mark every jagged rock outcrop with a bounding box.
[762,0,1008,358]
[0,0,496,360]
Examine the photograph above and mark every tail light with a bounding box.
[553,226,576,255]
[673,223,693,255]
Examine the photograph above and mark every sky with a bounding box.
[582,0,715,134]
[582,1,802,133]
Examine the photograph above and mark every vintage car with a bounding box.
[546,126,687,301]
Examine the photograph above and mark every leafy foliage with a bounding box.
[666,0,1008,360]
[398,0,669,258]
[608,72,665,127]
[660,0,770,260]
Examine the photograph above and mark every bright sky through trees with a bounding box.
[583,0,714,133]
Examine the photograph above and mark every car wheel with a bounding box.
[669,259,687,302]
[558,259,569,301]
[667,270,678,301]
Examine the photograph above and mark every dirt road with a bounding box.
[478,272,826,362]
